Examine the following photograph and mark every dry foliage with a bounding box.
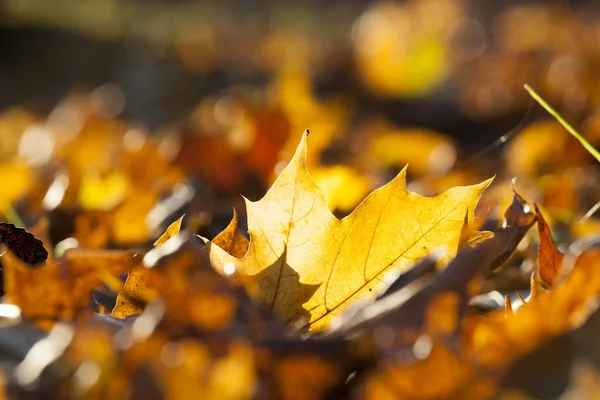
[0,86,599,400]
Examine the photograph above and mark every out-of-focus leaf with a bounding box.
[264,354,342,400]
[64,248,142,309]
[465,230,495,249]
[210,133,491,331]
[78,170,130,211]
[74,210,111,249]
[274,62,347,169]
[2,251,73,329]
[110,191,157,245]
[145,236,238,331]
[352,1,455,97]
[112,334,256,400]
[0,163,33,212]
[311,165,371,212]
[505,121,569,176]
[499,293,600,398]
[369,128,457,176]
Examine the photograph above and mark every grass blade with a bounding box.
[524,83,600,163]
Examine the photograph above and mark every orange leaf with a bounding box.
[212,209,249,259]
[2,251,73,329]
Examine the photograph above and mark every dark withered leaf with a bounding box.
[0,223,48,266]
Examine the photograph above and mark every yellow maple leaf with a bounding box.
[209,132,492,331]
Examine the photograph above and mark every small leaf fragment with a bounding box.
[154,215,184,247]
[212,209,249,258]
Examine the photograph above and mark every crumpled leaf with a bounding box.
[210,132,492,331]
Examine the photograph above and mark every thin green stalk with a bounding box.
[0,202,25,227]
[524,84,600,163]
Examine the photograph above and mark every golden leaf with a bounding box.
[210,132,491,331]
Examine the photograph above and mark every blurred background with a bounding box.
[1,0,600,250]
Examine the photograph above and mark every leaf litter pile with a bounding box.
[1,90,600,400]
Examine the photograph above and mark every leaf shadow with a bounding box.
[252,247,320,331]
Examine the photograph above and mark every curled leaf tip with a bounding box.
[510,177,518,190]
[505,295,513,316]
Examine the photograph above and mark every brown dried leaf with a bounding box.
[533,204,564,291]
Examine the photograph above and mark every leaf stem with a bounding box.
[0,202,25,227]
[524,84,600,163]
